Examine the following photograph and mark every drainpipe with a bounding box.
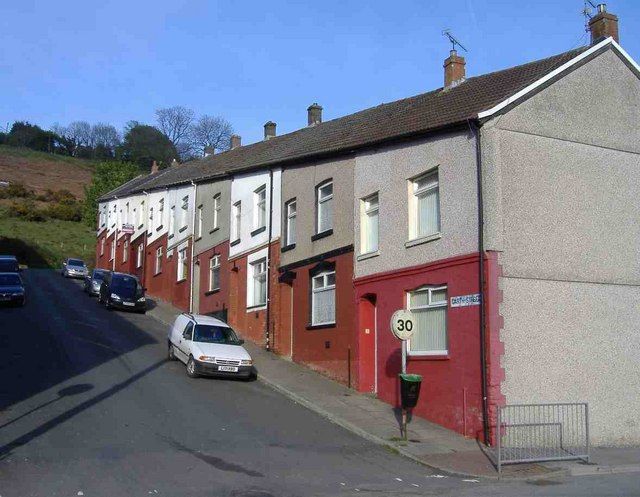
[264,167,274,351]
[189,180,198,313]
[112,196,118,271]
[142,191,150,287]
[472,120,490,445]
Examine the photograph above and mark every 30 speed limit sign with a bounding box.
[390,309,415,340]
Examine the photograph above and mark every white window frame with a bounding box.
[253,185,267,230]
[311,270,336,326]
[232,201,241,241]
[136,244,143,268]
[406,286,448,356]
[123,239,128,263]
[158,198,164,229]
[100,238,105,256]
[360,192,379,254]
[250,258,267,308]
[197,205,203,238]
[125,202,130,225]
[138,201,144,227]
[213,193,221,230]
[209,255,220,292]
[155,247,163,274]
[316,180,333,234]
[180,196,189,230]
[169,205,175,236]
[285,199,296,246]
[148,207,154,229]
[409,170,440,241]
[177,247,188,281]
[109,241,115,261]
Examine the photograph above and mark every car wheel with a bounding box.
[186,356,198,378]
[168,343,176,361]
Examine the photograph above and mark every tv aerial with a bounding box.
[442,30,468,53]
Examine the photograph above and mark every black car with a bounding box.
[0,255,20,273]
[84,268,111,296]
[0,272,26,306]
[98,272,147,313]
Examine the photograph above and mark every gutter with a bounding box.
[264,167,274,350]
[472,120,490,445]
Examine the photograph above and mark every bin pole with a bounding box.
[401,340,407,440]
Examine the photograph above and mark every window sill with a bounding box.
[405,232,441,248]
[156,225,163,232]
[230,239,241,247]
[408,353,449,361]
[154,271,162,277]
[311,229,333,242]
[357,250,379,261]
[281,243,296,253]
[204,289,220,296]
[176,278,187,284]
[209,227,220,235]
[306,322,336,330]
[251,226,266,237]
[179,226,187,233]
[246,304,266,312]
[168,234,174,240]
[194,236,202,242]
[138,224,144,230]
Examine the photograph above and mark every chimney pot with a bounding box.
[443,49,466,88]
[264,121,276,140]
[230,134,242,149]
[204,146,215,157]
[151,160,159,174]
[307,103,323,126]
[589,3,619,44]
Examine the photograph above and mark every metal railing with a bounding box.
[491,403,589,476]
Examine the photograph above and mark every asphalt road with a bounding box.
[0,270,638,497]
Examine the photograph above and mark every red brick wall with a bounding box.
[195,241,230,317]
[95,232,111,270]
[143,235,192,312]
[278,250,357,386]
[129,235,145,282]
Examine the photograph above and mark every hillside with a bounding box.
[0,145,95,199]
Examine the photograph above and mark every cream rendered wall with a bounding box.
[353,131,478,278]
[484,48,640,445]
[166,184,195,250]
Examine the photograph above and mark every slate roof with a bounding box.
[99,45,590,201]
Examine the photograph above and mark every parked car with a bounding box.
[84,268,111,296]
[98,272,146,313]
[0,272,26,306]
[0,255,19,273]
[61,258,88,279]
[167,313,255,379]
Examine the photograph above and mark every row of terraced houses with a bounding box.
[97,8,640,446]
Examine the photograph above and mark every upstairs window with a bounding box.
[316,181,333,234]
[254,185,267,230]
[138,201,144,226]
[311,270,336,326]
[148,207,154,229]
[360,193,379,254]
[169,206,175,236]
[250,258,267,307]
[158,198,165,229]
[197,205,203,238]
[180,196,189,229]
[285,199,297,246]
[410,171,440,240]
[232,201,241,241]
[125,202,130,224]
[177,247,188,281]
[407,286,447,355]
[213,193,221,230]
[209,255,220,292]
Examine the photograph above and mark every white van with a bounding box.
[167,313,254,379]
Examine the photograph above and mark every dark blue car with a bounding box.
[0,272,26,306]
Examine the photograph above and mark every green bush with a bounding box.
[0,182,34,199]
[10,199,46,222]
[45,202,83,222]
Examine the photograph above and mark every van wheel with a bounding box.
[186,356,198,378]
[168,343,176,361]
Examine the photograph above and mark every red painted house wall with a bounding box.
[129,234,145,282]
[143,234,191,312]
[278,250,357,386]
[354,253,488,439]
[195,241,230,318]
[95,232,111,270]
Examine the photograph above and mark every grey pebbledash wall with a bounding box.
[194,178,231,256]
[483,48,640,445]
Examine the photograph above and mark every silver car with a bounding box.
[61,258,88,279]
[84,268,110,296]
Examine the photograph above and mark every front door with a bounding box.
[358,295,377,393]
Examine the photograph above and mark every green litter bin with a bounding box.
[399,373,423,409]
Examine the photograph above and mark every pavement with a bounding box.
[2,269,639,497]
[147,296,640,481]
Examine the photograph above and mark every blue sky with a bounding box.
[1,0,638,146]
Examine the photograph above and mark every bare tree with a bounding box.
[189,115,233,156]
[63,121,92,154]
[156,106,194,148]
[91,123,120,150]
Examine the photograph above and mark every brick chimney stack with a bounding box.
[307,103,323,126]
[589,4,619,44]
[230,134,242,149]
[264,121,276,140]
[444,50,466,88]
[151,160,159,174]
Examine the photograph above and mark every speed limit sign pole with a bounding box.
[390,309,417,440]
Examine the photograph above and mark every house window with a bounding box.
[360,193,379,254]
[125,202,129,224]
[311,270,336,325]
[136,244,143,268]
[155,247,163,274]
[197,205,203,238]
[169,206,175,236]
[158,198,164,229]
[317,180,333,234]
[109,241,115,261]
[138,201,144,226]
[284,199,296,246]
[177,247,188,281]
[111,205,116,228]
[232,201,241,241]
[254,185,266,230]
[149,207,154,229]
[250,258,267,307]
[410,171,440,239]
[209,255,220,292]
[123,239,129,262]
[213,194,221,230]
[100,238,105,256]
[180,196,189,229]
[407,286,447,355]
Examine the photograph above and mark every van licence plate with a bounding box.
[218,365,238,372]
